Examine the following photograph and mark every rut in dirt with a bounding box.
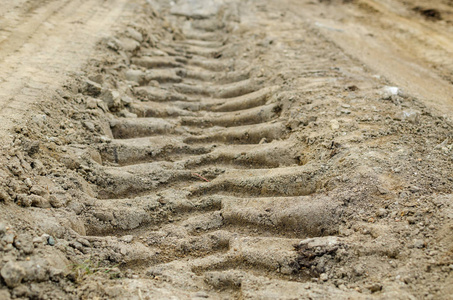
[80,4,343,288]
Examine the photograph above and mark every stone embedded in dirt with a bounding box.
[82,79,102,97]
[118,37,140,52]
[0,261,26,288]
[413,239,425,249]
[330,119,340,130]
[376,208,387,218]
[47,236,56,246]
[120,235,134,243]
[101,89,121,111]
[82,121,96,132]
[367,283,383,293]
[31,114,47,126]
[381,86,400,99]
[88,74,103,85]
[125,69,146,85]
[126,27,143,42]
[13,234,34,255]
[16,194,32,207]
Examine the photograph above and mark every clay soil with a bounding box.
[0,0,452,299]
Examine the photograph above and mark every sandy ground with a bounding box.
[0,0,452,299]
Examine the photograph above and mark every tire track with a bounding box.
[82,2,343,285]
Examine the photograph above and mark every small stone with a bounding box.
[47,236,56,246]
[1,261,26,288]
[86,98,99,109]
[3,233,15,244]
[49,195,64,208]
[353,265,364,276]
[120,235,134,243]
[32,114,47,125]
[320,273,328,281]
[127,27,143,42]
[118,37,140,52]
[101,89,121,110]
[83,79,102,97]
[121,95,133,105]
[13,234,34,255]
[16,194,31,208]
[82,121,96,132]
[381,86,399,99]
[395,110,420,124]
[407,217,416,224]
[376,208,387,218]
[125,69,146,84]
[367,283,382,293]
[414,239,425,249]
[330,119,340,130]
[24,178,33,188]
[88,74,103,85]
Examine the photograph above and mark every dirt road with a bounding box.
[0,0,136,143]
[0,0,452,299]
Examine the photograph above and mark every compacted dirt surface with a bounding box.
[0,0,453,299]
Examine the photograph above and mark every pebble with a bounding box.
[376,208,387,218]
[121,95,133,105]
[320,273,328,281]
[120,235,134,243]
[0,261,26,288]
[413,239,425,249]
[47,236,56,246]
[83,79,102,97]
[330,119,340,130]
[16,194,32,207]
[127,27,143,42]
[353,265,364,276]
[24,178,33,188]
[101,89,121,110]
[3,233,15,244]
[31,114,47,125]
[367,283,382,293]
[13,234,34,255]
[82,121,96,132]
